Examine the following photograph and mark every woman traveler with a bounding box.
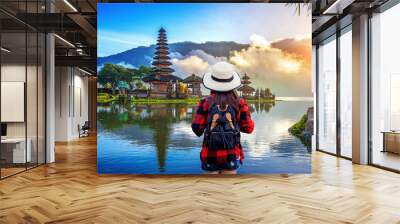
[192,62,254,174]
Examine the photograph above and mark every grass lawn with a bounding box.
[97,93,118,103]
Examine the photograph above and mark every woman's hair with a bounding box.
[209,90,240,112]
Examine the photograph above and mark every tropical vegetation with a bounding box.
[97,93,118,104]
[98,63,152,93]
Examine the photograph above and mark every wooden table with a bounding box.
[382,131,400,154]
[1,138,31,163]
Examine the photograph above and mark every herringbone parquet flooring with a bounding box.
[1,135,400,224]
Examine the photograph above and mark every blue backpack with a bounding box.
[205,101,240,150]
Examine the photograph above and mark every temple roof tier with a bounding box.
[155,46,169,50]
[237,85,255,92]
[153,55,170,60]
[142,74,182,82]
[152,67,175,73]
[242,80,251,85]
[152,61,172,66]
[155,49,169,54]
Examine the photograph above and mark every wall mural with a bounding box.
[97,3,312,174]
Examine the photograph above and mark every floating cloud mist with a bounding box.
[170,34,311,97]
[230,34,311,96]
[171,50,227,78]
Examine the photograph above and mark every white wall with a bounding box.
[55,67,70,141]
[71,72,89,138]
[1,65,26,138]
[1,63,46,164]
[54,67,89,141]
[1,64,26,81]
[1,65,41,138]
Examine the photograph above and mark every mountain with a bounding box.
[97,41,249,68]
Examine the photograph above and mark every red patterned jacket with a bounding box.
[191,93,254,165]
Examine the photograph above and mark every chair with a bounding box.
[78,121,90,138]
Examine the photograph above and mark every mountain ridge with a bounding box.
[97,41,249,68]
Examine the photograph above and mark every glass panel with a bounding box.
[1,30,27,177]
[26,0,39,169]
[318,36,337,154]
[27,31,38,169]
[38,32,45,165]
[371,4,400,171]
[0,1,46,178]
[340,29,352,158]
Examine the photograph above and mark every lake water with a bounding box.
[97,100,312,174]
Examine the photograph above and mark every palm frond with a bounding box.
[285,0,313,16]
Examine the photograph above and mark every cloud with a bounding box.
[171,55,209,78]
[271,36,312,66]
[230,34,305,74]
[186,50,227,65]
[229,34,312,97]
[167,36,312,97]
[97,62,136,72]
[249,34,271,48]
[170,50,227,78]
[117,62,136,69]
[169,52,184,60]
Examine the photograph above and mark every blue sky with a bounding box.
[98,3,311,57]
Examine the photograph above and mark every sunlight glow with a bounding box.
[279,59,301,74]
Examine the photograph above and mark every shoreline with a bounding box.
[98,98,279,104]
[131,98,199,104]
[97,94,313,104]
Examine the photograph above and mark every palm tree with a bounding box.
[285,0,313,15]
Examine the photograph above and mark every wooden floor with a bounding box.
[373,151,400,171]
[1,167,26,178]
[1,135,400,224]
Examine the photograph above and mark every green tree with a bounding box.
[104,83,112,89]
[98,63,152,93]
[98,63,123,93]
[134,66,152,79]
[136,81,144,89]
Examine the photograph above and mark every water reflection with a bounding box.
[98,102,274,130]
[97,101,311,174]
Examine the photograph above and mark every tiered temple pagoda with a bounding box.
[183,74,202,97]
[237,73,255,98]
[143,28,182,98]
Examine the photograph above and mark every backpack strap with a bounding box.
[205,96,217,132]
[225,105,236,122]
[205,95,239,131]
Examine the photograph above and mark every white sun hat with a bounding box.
[202,61,241,92]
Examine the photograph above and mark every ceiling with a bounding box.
[1,0,396,73]
[312,0,390,43]
[0,0,97,73]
